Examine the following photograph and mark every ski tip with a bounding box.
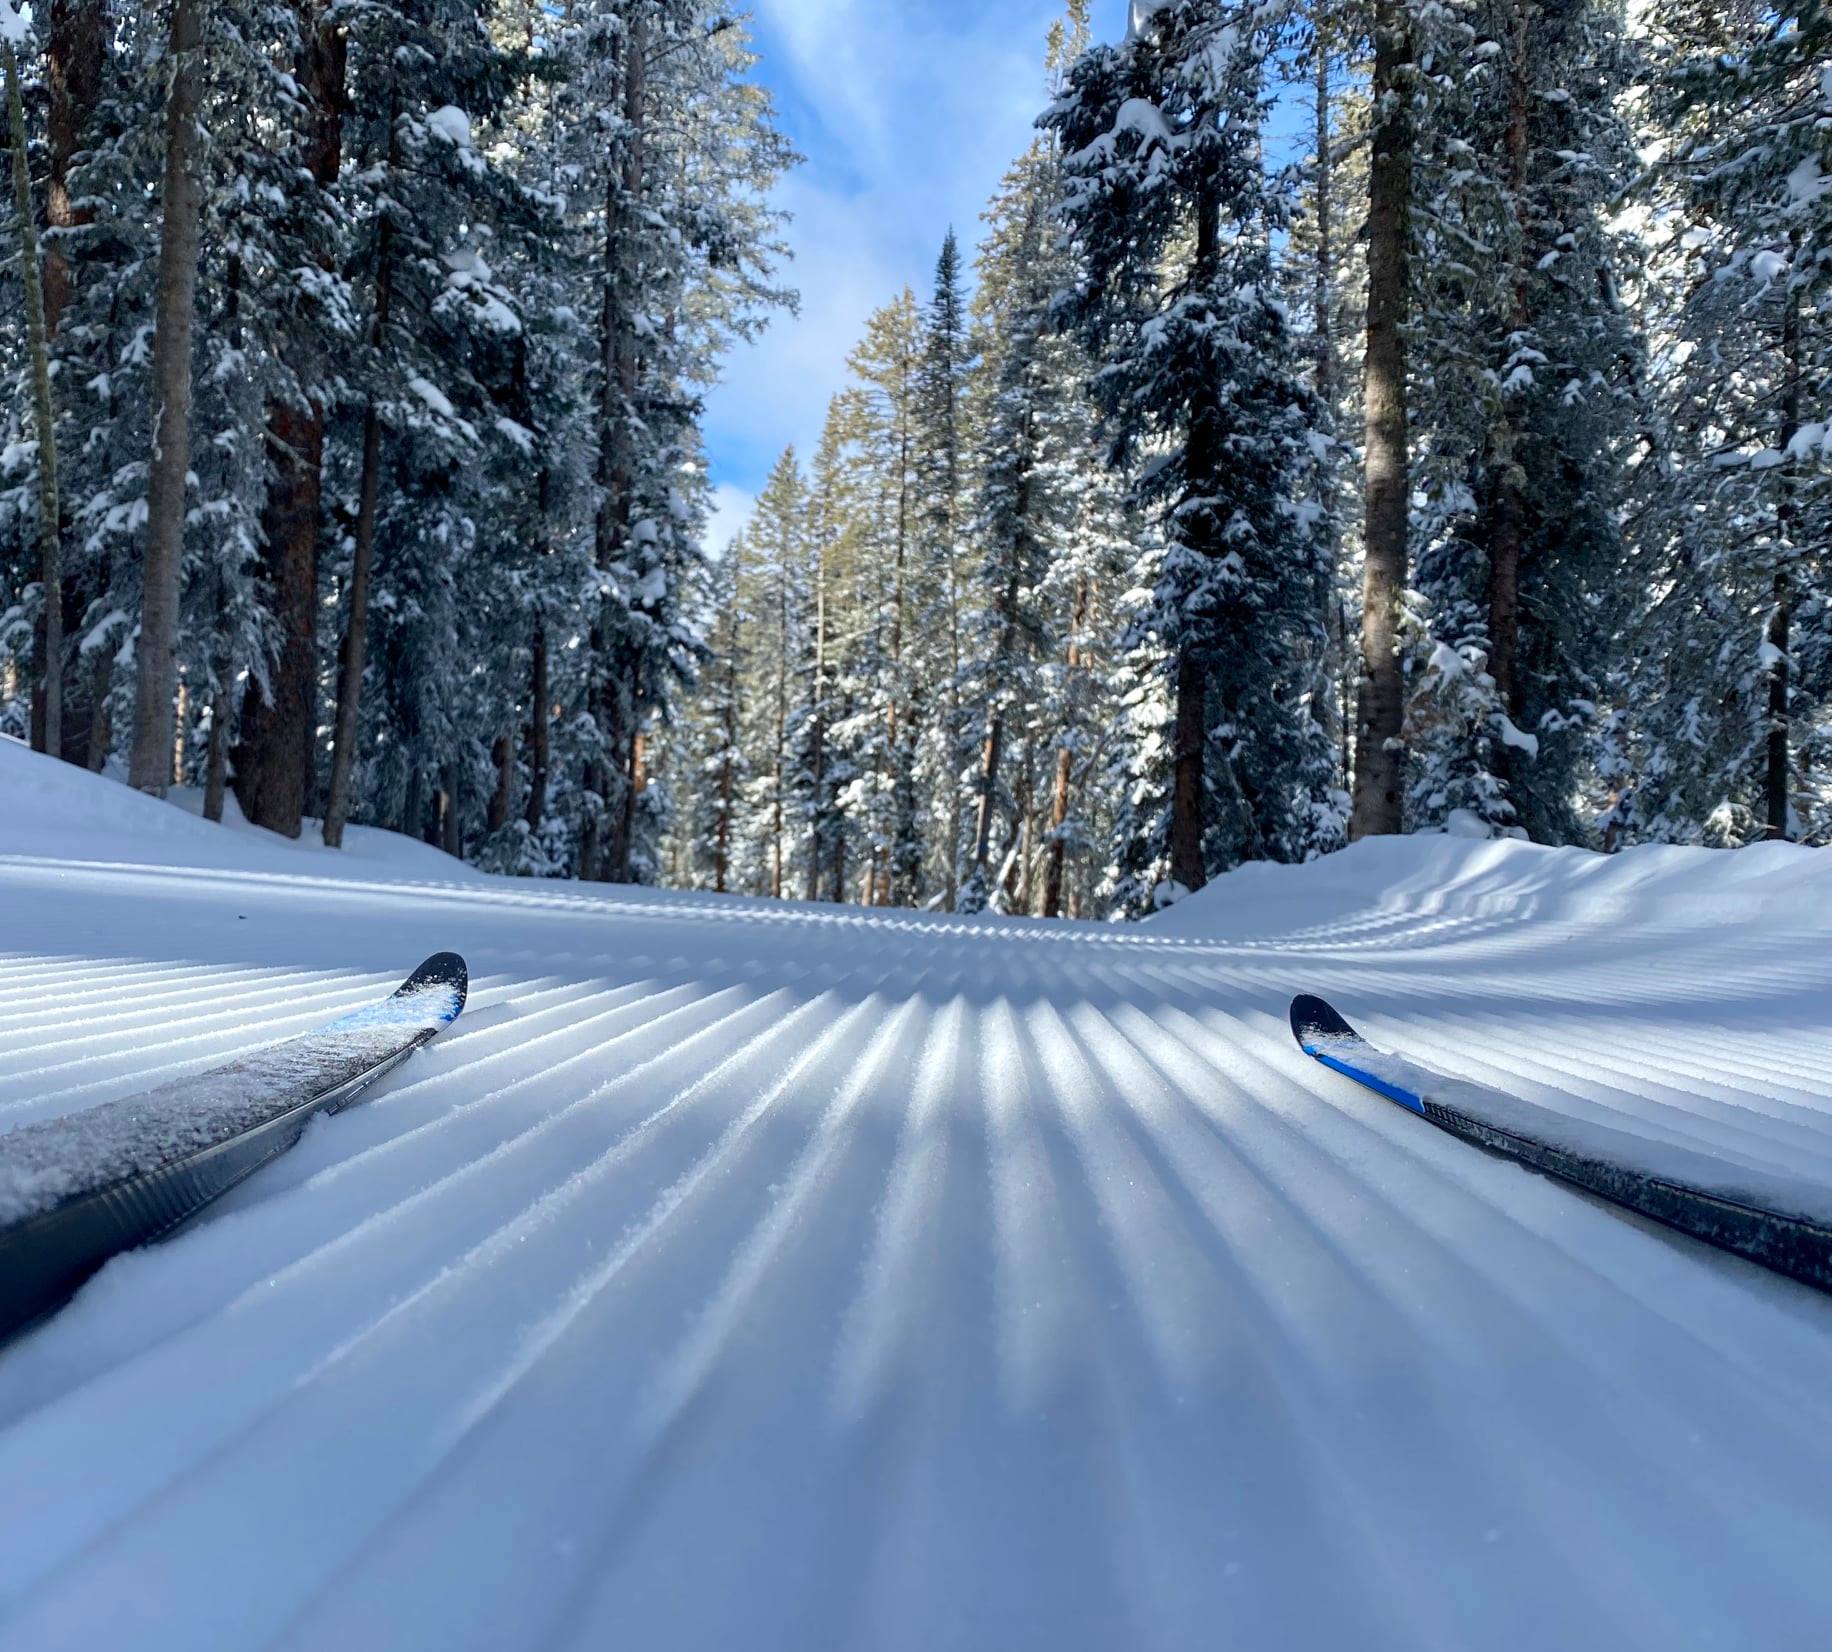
[402,952,469,1024]
[1290,993,1359,1050]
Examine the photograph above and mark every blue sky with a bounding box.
[699,0,1134,550]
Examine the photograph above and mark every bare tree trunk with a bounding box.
[488,734,514,831]
[323,400,383,848]
[805,540,827,901]
[442,764,462,859]
[1169,651,1208,891]
[1309,30,1342,764]
[83,651,110,770]
[5,39,63,758]
[1350,0,1412,840]
[1014,734,1037,915]
[127,0,204,795]
[236,1,343,835]
[1766,256,1802,841]
[771,569,787,898]
[203,687,228,820]
[323,99,397,849]
[44,0,100,762]
[1042,574,1089,920]
[591,10,646,885]
[526,622,549,829]
[715,643,738,894]
[886,348,914,906]
[43,0,100,339]
[972,714,1006,880]
[970,555,1025,894]
[1169,184,1223,893]
[1484,0,1531,797]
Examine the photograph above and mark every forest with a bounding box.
[0,0,1826,919]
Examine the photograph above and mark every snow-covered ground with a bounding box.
[2,734,1832,1650]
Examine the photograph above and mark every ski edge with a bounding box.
[0,953,468,1343]
[1289,993,1832,1298]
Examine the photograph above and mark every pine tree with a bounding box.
[2,5,64,757]
[1048,0,1334,897]
[126,0,205,795]
[1614,0,1831,843]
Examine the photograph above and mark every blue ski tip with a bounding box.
[403,952,469,1023]
[1289,993,1359,1048]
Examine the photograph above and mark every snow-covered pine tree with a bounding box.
[565,1,793,884]
[231,0,349,837]
[796,396,864,901]
[833,292,927,905]
[1406,0,1646,844]
[738,447,808,898]
[0,3,65,758]
[914,230,973,908]
[1047,0,1335,900]
[1613,0,1831,843]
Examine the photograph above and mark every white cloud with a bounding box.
[703,2,1107,495]
[703,482,756,557]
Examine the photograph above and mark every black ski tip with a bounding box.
[1290,993,1359,1048]
[402,952,469,1020]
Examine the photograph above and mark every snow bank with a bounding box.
[1150,825,1832,939]
[0,735,486,883]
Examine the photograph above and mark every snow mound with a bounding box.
[0,735,486,883]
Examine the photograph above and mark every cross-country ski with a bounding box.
[0,953,466,1340]
[1291,993,1832,1295]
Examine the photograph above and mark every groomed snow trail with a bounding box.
[2,743,1831,1649]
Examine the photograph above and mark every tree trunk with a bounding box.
[488,733,514,831]
[128,0,204,794]
[1313,39,1337,413]
[971,554,1025,894]
[203,687,228,821]
[591,10,646,885]
[771,569,787,899]
[1012,734,1036,914]
[1766,256,1802,842]
[805,539,827,901]
[323,400,383,847]
[1350,0,1412,840]
[236,3,344,836]
[43,0,101,763]
[5,40,64,759]
[526,623,549,829]
[44,0,101,339]
[1309,31,1343,764]
[236,400,323,834]
[1484,0,1531,797]
[83,650,110,770]
[886,349,914,906]
[323,99,397,849]
[1169,651,1208,892]
[715,645,738,894]
[1170,183,1223,893]
[1042,574,1089,920]
[442,764,463,859]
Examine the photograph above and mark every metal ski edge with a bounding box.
[0,953,467,1344]
[1288,994,1832,1298]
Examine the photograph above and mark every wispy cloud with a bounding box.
[700,1,1131,544]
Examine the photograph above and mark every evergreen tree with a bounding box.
[1047,0,1335,897]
